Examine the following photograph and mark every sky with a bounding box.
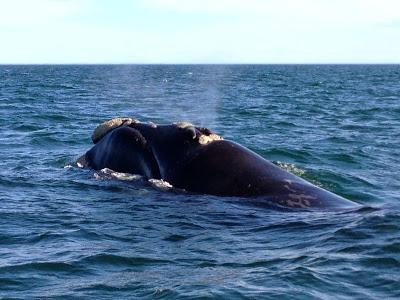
[1,0,400,64]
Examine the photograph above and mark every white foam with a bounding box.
[94,168,143,181]
[92,169,175,192]
[275,161,305,176]
[148,178,173,191]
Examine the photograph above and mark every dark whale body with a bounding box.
[78,119,360,210]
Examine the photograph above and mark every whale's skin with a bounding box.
[78,120,360,210]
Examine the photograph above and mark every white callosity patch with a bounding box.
[148,122,157,128]
[174,122,197,139]
[75,154,88,168]
[174,121,194,129]
[198,133,223,145]
[91,117,140,144]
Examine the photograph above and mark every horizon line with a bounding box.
[1,62,400,66]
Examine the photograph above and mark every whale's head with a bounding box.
[89,117,223,182]
[128,120,223,180]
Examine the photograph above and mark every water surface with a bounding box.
[1,65,399,299]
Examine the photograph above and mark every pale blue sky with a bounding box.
[1,0,399,64]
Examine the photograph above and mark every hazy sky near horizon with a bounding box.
[1,0,400,64]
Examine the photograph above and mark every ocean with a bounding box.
[0,64,399,299]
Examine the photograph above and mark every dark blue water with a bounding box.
[1,65,399,299]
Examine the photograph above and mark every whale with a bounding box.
[77,117,360,209]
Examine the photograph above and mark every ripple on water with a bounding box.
[1,65,400,299]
